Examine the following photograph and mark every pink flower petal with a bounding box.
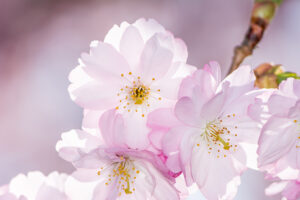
[200,91,226,121]
[122,114,150,149]
[203,61,221,85]
[173,38,188,62]
[162,126,190,173]
[139,34,173,83]
[191,147,240,200]
[258,116,297,168]
[147,108,180,130]
[268,94,296,116]
[174,97,203,127]
[36,185,67,200]
[81,42,130,81]
[104,21,130,50]
[72,168,105,182]
[69,81,120,110]
[265,181,289,196]
[99,109,126,147]
[56,129,102,163]
[119,25,144,69]
[221,65,255,104]
[82,110,103,130]
[134,18,165,42]
[148,129,166,150]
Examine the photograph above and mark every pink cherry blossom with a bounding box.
[258,78,300,180]
[69,18,195,149]
[148,62,262,200]
[265,180,300,200]
[56,109,180,200]
[0,171,70,200]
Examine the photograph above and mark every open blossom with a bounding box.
[0,171,69,200]
[265,180,300,200]
[56,109,179,200]
[148,62,262,199]
[69,18,195,149]
[258,78,300,180]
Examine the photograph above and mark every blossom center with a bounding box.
[116,72,162,117]
[97,156,140,196]
[196,114,239,158]
[131,85,150,105]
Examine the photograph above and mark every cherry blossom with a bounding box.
[265,179,300,200]
[56,109,179,200]
[68,18,195,149]
[148,62,262,199]
[0,171,70,200]
[258,78,300,180]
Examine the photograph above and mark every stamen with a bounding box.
[200,115,239,157]
[100,157,138,195]
[116,72,162,116]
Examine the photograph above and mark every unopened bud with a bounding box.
[253,2,277,23]
[254,63,300,88]
[254,63,283,88]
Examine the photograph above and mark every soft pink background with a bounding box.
[1,0,299,199]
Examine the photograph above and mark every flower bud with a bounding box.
[254,63,300,88]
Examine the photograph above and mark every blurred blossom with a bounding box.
[0,171,70,200]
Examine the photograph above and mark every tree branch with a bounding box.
[228,0,281,75]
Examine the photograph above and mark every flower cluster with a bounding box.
[1,19,299,200]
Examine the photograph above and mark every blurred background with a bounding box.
[0,0,299,199]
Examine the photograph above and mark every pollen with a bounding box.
[102,156,138,195]
[116,72,162,116]
[200,118,239,158]
[132,85,150,105]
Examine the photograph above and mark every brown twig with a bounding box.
[228,0,280,75]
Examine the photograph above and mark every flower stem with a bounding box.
[227,0,282,75]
